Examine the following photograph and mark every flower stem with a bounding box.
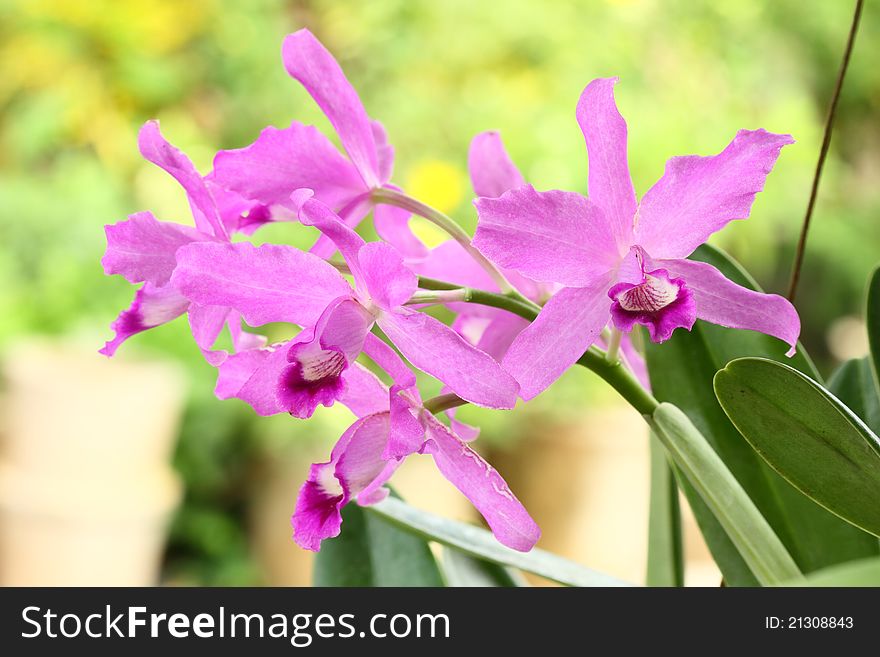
[787,0,864,302]
[605,328,623,364]
[405,289,468,306]
[371,187,527,301]
[577,347,659,416]
[417,277,542,316]
[416,276,659,416]
[423,392,468,414]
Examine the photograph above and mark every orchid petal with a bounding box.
[358,242,418,310]
[296,193,367,285]
[618,335,650,391]
[385,390,424,459]
[636,129,794,259]
[469,311,531,362]
[468,131,526,198]
[378,308,519,409]
[334,412,395,503]
[217,341,386,418]
[421,414,540,552]
[503,277,613,400]
[102,212,206,286]
[276,296,374,418]
[293,413,394,551]
[412,240,496,290]
[204,178,258,235]
[371,120,395,183]
[447,405,480,442]
[188,303,231,365]
[212,122,364,210]
[291,460,346,551]
[357,459,400,506]
[374,202,429,262]
[307,192,374,261]
[282,30,382,188]
[657,257,800,356]
[474,185,618,287]
[216,343,290,416]
[337,363,391,418]
[99,282,189,357]
[171,241,350,328]
[313,297,375,361]
[577,77,637,253]
[137,121,227,239]
[363,333,417,392]
[226,310,268,352]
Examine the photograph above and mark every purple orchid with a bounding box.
[170,191,519,417]
[101,121,264,362]
[473,78,800,399]
[418,130,650,387]
[211,29,427,261]
[292,336,540,552]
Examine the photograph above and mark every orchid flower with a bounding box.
[170,191,519,417]
[292,336,540,552]
[473,78,800,399]
[211,29,427,261]
[101,121,264,362]
[417,130,650,387]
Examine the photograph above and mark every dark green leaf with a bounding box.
[441,548,526,587]
[715,357,880,538]
[368,497,633,587]
[828,358,880,435]
[646,432,683,587]
[313,502,444,587]
[867,266,880,387]
[646,244,879,584]
[650,404,802,586]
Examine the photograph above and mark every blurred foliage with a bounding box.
[1,0,877,584]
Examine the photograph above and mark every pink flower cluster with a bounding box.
[101,30,799,553]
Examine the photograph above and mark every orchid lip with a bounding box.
[298,348,346,383]
[608,266,697,343]
[616,272,680,313]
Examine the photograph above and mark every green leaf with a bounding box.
[646,244,878,585]
[367,497,634,587]
[783,556,880,587]
[715,357,880,539]
[867,266,880,386]
[828,358,880,435]
[441,548,526,587]
[313,502,445,586]
[646,432,684,587]
[650,403,802,586]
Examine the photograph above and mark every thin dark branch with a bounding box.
[787,0,864,302]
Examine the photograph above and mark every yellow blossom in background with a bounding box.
[1,0,212,171]
[403,159,466,247]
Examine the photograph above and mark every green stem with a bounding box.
[605,328,623,364]
[405,290,467,306]
[418,276,541,314]
[577,348,659,416]
[424,393,468,414]
[787,0,863,302]
[419,277,659,416]
[372,187,528,302]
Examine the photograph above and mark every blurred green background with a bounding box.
[1,0,877,584]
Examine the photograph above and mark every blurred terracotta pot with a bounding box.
[2,341,184,471]
[0,339,187,586]
[0,464,181,586]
